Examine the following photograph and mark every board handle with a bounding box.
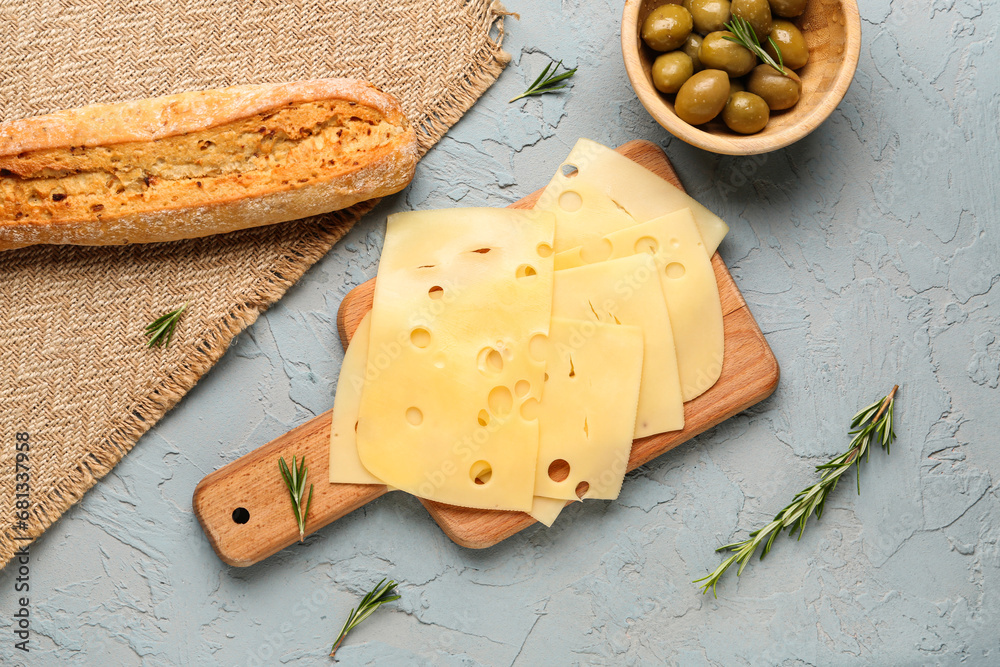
[193,409,386,566]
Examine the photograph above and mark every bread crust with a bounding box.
[0,79,418,250]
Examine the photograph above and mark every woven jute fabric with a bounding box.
[0,0,511,569]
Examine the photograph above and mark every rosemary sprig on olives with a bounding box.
[723,15,785,75]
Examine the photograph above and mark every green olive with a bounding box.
[652,51,695,94]
[674,69,731,125]
[764,20,808,69]
[768,0,807,18]
[682,33,705,72]
[722,91,770,133]
[729,77,746,98]
[699,31,757,77]
[683,0,731,35]
[746,64,801,110]
[731,0,772,41]
[641,5,694,52]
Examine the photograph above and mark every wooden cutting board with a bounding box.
[193,140,779,566]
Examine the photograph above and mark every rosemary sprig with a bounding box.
[723,15,786,75]
[278,455,314,543]
[144,302,189,348]
[330,579,400,658]
[695,385,899,597]
[509,59,578,103]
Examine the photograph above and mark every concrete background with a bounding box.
[2,0,998,664]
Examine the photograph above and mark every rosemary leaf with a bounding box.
[723,16,787,75]
[278,455,314,543]
[510,59,578,103]
[694,385,900,597]
[144,302,189,348]
[330,579,400,658]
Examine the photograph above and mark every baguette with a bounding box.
[0,79,418,251]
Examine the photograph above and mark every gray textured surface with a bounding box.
[2,0,999,664]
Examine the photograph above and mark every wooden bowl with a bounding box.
[622,0,861,155]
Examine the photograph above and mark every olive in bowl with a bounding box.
[674,69,731,125]
[731,0,772,40]
[652,52,695,93]
[765,20,809,69]
[683,0,732,34]
[682,33,705,71]
[747,64,801,110]
[722,91,770,133]
[769,0,808,18]
[641,4,694,51]
[699,30,756,77]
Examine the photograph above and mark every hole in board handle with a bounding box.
[232,507,250,524]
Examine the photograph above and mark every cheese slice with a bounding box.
[356,208,555,512]
[555,209,724,401]
[328,307,593,528]
[552,254,684,437]
[529,496,568,527]
[533,318,643,500]
[330,312,383,485]
[535,138,729,255]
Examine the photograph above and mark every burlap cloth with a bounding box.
[0,0,511,569]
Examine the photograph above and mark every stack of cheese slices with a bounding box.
[329,139,729,527]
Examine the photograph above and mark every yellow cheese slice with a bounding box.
[329,308,589,530]
[551,254,684,437]
[329,312,383,485]
[529,496,568,527]
[555,209,724,401]
[356,208,555,512]
[533,318,643,500]
[535,138,729,255]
